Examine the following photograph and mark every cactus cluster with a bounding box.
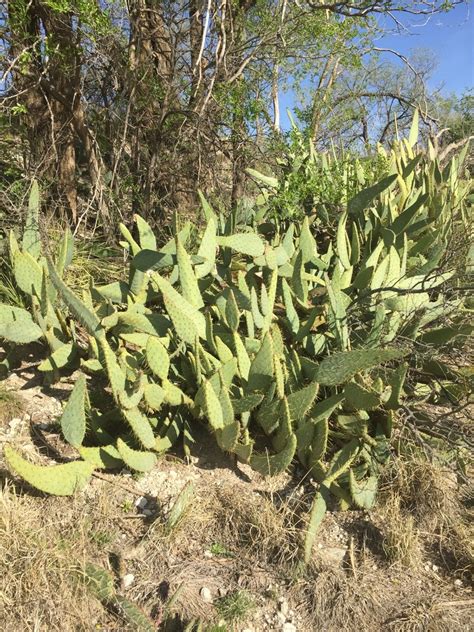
[1,117,472,561]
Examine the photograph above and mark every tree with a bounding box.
[0,0,466,230]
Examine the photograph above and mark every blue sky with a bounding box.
[377,3,473,95]
[279,3,473,130]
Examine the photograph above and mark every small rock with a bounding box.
[241,628,254,632]
[204,550,213,558]
[217,587,227,598]
[432,564,439,573]
[135,496,148,509]
[276,611,286,625]
[282,624,297,632]
[200,587,213,603]
[454,579,463,587]
[278,598,289,617]
[424,564,431,572]
[319,546,348,566]
[122,574,134,588]
[142,509,153,517]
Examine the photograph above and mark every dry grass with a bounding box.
[0,386,24,427]
[381,496,422,567]
[0,478,140,631]
[1,445,472,631]
[380,456,474,577]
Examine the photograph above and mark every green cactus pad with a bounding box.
[176,234,203,308]
[146,336,170,379]
[248,332,274,391]
[60,374,87,447]
[316,348,409,386]
[250,432,297,476]
[22,180,41,260]
[0,318,42,344]
[13,250,43,296]
[4,444,94,496]
[38,343,75,372]
[153,273,205,344]
[202,380,224,429]
[78,445,124,469]
[121,407,155,449]
[116,438,157,472]
[217,233,265,257]
[343,382,381,411]
[349,470,378,509]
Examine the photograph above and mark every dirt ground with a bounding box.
[1,366,473,632]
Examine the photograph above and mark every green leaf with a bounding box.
[230,392,264,414]
[13,250,43,296]
[246,167,278,188]
[4,444,94,496]
[48,258,103,338]
[304,487,328,563]
[196,217,217,278]
[408,108,419,148]
[167,481,195,529]
[311,393,345,422]
[248,332,274,391]
[202,380,224,429]
[326,439,360,483]
[83,563,115,601]
[225,290,240,332]
[336,212,351,270]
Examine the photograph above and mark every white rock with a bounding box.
[200,587,213,603]
[135,496,148,509]
[454,579,463,587]
[279,598,289,617]
[122,574,134,588]
[282,623,297,632]
[276,611,286,625]
[319,546,348,566]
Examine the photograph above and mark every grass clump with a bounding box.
[0,386,24,427]
[215,590,255,624]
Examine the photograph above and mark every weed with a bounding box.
[0,386,24,427]
[209,542,234,558]
[215,590,254,624]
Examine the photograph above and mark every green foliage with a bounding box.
[2,126,471,564]
[83,563,155,631]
